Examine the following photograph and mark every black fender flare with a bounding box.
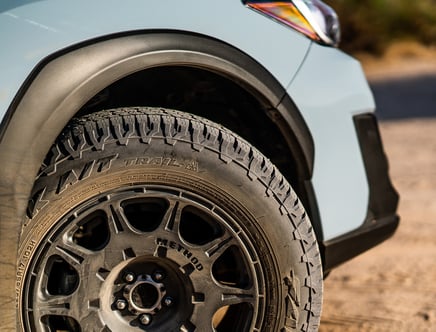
[0,32,314,328]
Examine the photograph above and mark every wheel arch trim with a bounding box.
[0,31,315,200]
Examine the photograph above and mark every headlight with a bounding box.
[245,0,341,47]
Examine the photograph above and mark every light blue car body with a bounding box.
[0,0,373,241]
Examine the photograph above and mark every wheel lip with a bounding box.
[22,183,266,331]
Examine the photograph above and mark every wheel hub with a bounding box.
[124,274,165,314]
[107,256,193,329]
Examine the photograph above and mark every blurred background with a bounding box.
[326,0,436,55]
[319,1,436,331]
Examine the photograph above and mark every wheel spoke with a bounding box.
[78,311,106,330]
[202,234,236,263]
[34,294,73,317]
[161,200,183,235]
[34,272,103,327]
[189,282,256,331]
[188,308,215,332]
[54,244,86,268]
[107,202,135,235]
[217,285,256,307]
[209,283,256,307]
[103,202,157,261]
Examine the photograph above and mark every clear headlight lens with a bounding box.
[245,0,341,47]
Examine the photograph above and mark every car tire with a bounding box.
[18,107,322,331]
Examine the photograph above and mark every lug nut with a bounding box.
[115,299,127,310]
[124,272,135,283]
[163,296,174,307]
[153,271,165,281]
[139,313,152,326]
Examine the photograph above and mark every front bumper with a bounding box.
[322,113,399,272]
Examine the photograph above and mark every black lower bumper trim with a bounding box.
[323,215,399,271]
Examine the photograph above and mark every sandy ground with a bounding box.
[320,46,436,331]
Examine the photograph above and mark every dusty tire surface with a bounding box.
[18,108,322,331]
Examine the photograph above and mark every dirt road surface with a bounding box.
[320,53,436,331]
